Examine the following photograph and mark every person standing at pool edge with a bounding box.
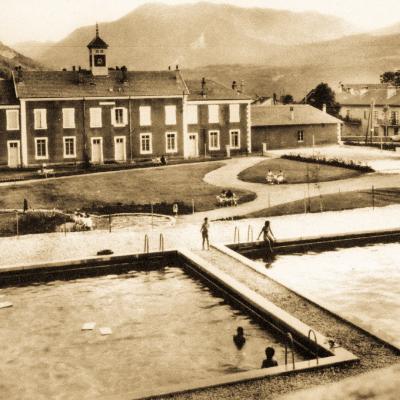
[201,217,210,250]
[258,220,276,254]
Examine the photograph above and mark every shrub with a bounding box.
[281,154,374,173]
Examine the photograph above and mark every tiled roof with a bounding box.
[14,70,189,98]
[251,104,341,127]
[0,79,18,105]
[186,79,251,101]
[336,88,400,106]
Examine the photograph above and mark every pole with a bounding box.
[192,199,195,214]
[268,193,271,208]
[372,185,375,210]
[109,214,112,233]
[151,203,154,228]
[16,211,19,237]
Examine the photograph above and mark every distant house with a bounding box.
[336,83,400,141]
[0,26,251,168]
[251,104,342,151]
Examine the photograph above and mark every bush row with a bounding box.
[281,154,374,173]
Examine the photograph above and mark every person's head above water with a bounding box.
[265,346,275,358]
[237,326,244,336]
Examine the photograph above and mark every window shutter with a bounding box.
[42,110,47,129]
[123,108,128,125]
[111,108,116,127]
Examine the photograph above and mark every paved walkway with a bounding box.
[180,155,400,224]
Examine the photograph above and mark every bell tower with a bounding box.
[87,23,109,76]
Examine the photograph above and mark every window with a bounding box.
[34,109,47,130]
[187,105,198,124]
[229,104,240,123]
[90,107,102,128]
[140,133,152,154]
[139,106,151,126]
[230,129,240,149]
[373,111,378,122]
[166,132,177,153]
[391,111,399,124]
[6,109,19,131]
[297,130,304,142]
[63,137,76,158]
[208,105,219,123]
[111,107,128,127]
[35,138,48,159]
[165,105,177,125]
[62,108,75,129]
[208,130,220,150]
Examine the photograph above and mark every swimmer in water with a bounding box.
[261,346,278,368]
[233,326,246,350]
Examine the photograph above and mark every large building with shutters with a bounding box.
[0,27,251,168]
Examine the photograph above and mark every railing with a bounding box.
[234,226,240,244]
[247,225,253,242]
[308,329,319,364]
[144,234,149,253]
[284,332,296,370]
[159,233,164,252]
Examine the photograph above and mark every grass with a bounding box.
[238,158,362,185]
[246,187,400,218]
[0,163,255,213]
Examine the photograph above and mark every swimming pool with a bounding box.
[256,242,400,348]
[0,264,305,400]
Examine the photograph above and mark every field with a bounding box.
[238,158,362,184]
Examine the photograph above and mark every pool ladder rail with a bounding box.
[143,233,165,253]
[234,225,254,244]
[284,332,296,370]
[308,328,319,364]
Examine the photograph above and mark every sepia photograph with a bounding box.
[0,0,399,399]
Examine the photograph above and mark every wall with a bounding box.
[187,103,248,156]
[251,124,338,152]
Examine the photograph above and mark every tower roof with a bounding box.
[87,23,109,49]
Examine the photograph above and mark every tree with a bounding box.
[380,71,400,86]
[305,82,340,116]
[281,94,294,104]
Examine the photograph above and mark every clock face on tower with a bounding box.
[94,54,106,67]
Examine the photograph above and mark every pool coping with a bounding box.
[215,241,400,353]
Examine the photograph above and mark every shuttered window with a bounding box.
[90,108,102,128]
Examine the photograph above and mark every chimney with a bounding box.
[175,65,179,71]
[168,66,171,71]
[201,77,207,98]
[232,81,237,91]
[322,104,327,113]
[72,66,76,71]
[238,80,245,94]
[290,106,295,120]
[121,65,128,83]
[273,93,277,105]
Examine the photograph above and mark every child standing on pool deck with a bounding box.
[201,217,210,250]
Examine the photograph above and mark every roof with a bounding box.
[185,79,250,101]
[0,79,18,105]
[87,35,109,49]
[336,88,400,106]
[251,105,342,127]
[13,70,189,98]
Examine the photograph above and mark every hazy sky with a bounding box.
[1,0,400,45]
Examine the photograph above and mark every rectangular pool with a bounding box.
[0,263,305,400]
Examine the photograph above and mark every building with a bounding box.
[0,26,251,168]
[336,83,400,141]
[251,104,342,151]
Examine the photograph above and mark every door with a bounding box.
[91,138,103,164]
[188,133,198,158]
[114,137,126,162]
[8,141,20,168]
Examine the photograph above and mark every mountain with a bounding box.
[13,41,55,61]
[0,42,42,78]
[35,2,356,70]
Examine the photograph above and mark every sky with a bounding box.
[1,0,400,45]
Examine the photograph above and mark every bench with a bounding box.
[37,168,55,178]
[216,195,238,207]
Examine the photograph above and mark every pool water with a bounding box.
[0,266,302,400]
[257,243,400,348]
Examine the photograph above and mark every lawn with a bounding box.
[238,158,362,185]
[246,188,400,218]
[0,163,255,214]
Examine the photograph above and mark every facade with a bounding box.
[0,28,251,168]
[251,105,341,151]
[336,83,400,141]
